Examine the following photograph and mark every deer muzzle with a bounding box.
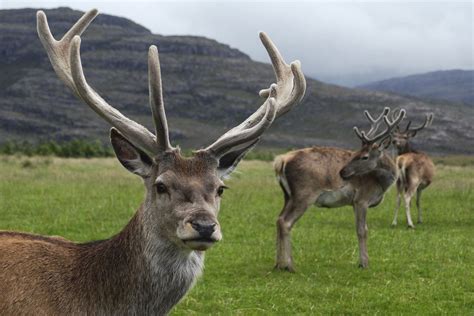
[177,213,222,251]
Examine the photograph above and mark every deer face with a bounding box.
[110,129,261,251]
[341,107,406,180]
[392,113,433,152]
[340,144,384,180]
[392,131,414,152]
[148,151,224,251]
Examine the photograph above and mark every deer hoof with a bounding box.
[391,221,397,227]
[274,264,295,273]
[358,262,369,269]
[407,224,415,229]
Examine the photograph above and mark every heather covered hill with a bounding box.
[1,8,473,154]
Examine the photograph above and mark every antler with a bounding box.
[364,107,390,137]
[38,10,305,159]
[37,9,171,156]
[402,113,434,134]
[354,108,406,145]
[204,32,306,158]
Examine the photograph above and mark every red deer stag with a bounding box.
[0,9,306,314]
[391,113,435,228]
[273,108,405,271]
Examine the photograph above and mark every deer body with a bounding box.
[274,146,397,271]
[392,115,435,228]
[0,209,203,315]
[273,108,404,271]
[0,9,306,314]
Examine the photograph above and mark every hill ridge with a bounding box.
[1,7,473,154]
[358,69,474,106]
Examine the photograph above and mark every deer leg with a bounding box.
[275,198,310,272]
[276,199,293,271]
[353,203,369,268]
[392,179,402,226]
[416,188,423,224]
[404,190,415,228]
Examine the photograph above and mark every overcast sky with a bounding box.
[2,0,472,86]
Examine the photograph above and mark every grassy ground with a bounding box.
[0,156,473,314]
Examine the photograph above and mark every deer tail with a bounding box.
[273,155,291,197]
[397,157,408,190]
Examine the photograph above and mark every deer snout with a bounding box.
[340,167,354,180]
[177,213,222,251]
[190,220,216,239]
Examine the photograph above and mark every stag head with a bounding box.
[340,107,406,180]
[37,10,306,251]
[392,112,434,152]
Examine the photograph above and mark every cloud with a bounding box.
[3,0,472,86]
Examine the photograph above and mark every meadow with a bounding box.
[0,155,472,314]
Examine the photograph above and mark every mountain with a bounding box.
[358,70,474,106]
[1,8,473,155]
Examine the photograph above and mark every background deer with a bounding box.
[273,108,405,271]
[391,113,435,228]
[0,9,306,315]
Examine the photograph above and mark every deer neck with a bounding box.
[372,154,397,191]
[73,203,204,314]
[397,142,417,155]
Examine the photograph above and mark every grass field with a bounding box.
[0,155,473,314]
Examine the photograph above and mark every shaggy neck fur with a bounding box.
[72,204,204,315]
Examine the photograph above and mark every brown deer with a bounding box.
[273,108,405,271]
[0,9,306,315]
[391,113,435,228]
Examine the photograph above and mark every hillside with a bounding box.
[1,8,473,154]
[358,70,474,106]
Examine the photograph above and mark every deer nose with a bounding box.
[190,221,216,238]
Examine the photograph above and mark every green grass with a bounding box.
[0,156,473,314]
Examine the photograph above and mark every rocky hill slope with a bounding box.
[1,8,473,154]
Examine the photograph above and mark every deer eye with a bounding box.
[156,182,168,194]
[217,186,227,197]
[361,156,369,160]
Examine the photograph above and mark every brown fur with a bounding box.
[393,151,435,227]
[0,211,144,314]
[273,145,397,271]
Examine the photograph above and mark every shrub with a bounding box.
[0,139,114,158]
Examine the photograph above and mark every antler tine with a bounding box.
[206,99,277,156]
[364,107,390,137]
[354,108,406,144]
[37,9,98,95]
[366,109,406,144]
[365,107,390,123]
[148,45,172,152]
[257,32,306,118]
[204,33,306,158]
[37,10,159,156]
[402,120,412,133]
[353,126,366,142]
[407,113,434,133]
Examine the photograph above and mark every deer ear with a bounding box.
[217,139,259,178]
[110,128,153,177]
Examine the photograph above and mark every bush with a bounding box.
[0,139,114,158]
